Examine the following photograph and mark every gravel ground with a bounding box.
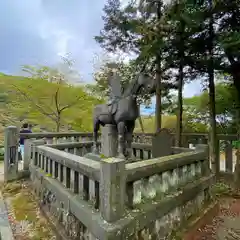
[185,198,240,240]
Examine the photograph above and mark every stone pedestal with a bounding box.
[4,126,19,182]
[101,124,118,158]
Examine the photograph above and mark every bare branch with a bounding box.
[54,86,60,113]
[11,84,57,122]
[59,96,82,112]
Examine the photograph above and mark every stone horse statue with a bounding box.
[92,73,156,158]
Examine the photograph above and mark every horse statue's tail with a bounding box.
[137,105,145,133]
[138,115,144,133]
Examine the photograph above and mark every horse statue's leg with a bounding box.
[117,122,126,159]
[125,121,135,161]
[93,119,100,154]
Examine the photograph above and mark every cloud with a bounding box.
[0,0,105,79]
[184,79,202,97]
[0,0,202,99]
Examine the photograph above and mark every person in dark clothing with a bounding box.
[19,123,32,160]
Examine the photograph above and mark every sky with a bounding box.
[0,0,202,114]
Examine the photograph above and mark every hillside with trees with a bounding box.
[94,0,240,173]
[1,0,240,163]
[0,66,102,142]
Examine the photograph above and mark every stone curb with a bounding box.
[0,192,14,240]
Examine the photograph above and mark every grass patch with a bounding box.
[11,192,38,222]
[2,181,23,195]
[211,182,231,197]
[2,180,55,240]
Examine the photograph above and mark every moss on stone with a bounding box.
[2,180,55,240]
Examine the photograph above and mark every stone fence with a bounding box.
[2,126,232,239]
[28,139,213,239]
[3,126,238,182]
[19,130,239,173]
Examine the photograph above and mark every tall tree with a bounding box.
[206,0,219,175]
[164,0,188,146]
[95,0,177,132]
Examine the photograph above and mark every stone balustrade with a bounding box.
[20,132,93,144]
[4,128,239,175]
[125,145,210,207]
[2,126,236,239]
[49,141,98,156]
[48,141,195,161]
[30,142,100,238]
[27,139,213,239]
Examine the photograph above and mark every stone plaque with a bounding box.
[152,128,173,158]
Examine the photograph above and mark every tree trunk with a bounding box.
[155,56,162,133]
[176,62,184,147]
[176,20,185,147]
[233,74,240,188]
[56,113,61,132]
[154,2,162,133]
[209,69,218,176]
[208,0,219,177]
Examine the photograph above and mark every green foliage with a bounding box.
[232,141,240,149]
[87,60,136,99]
[95,0,178,113]
[134,114,207,133]
[183,83,237,116]
[0,70,101,136]
[1,0,240,140]
[183,81,238,133]
[87,60,156,104]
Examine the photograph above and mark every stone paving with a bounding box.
[186,198,240,240]
[0,161,23,183]
[0,192,14,240]
[0,166,14,240]
[217,216,240,239]
[0,162,3,182]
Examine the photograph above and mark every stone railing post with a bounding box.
[4,126,19,182]
[195,144,210,175]
[23,139,34,171]
[100,158,126,222]
[31,140,46,166]
[196,144,212,202]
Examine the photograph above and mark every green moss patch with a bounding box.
[2,180,55,240]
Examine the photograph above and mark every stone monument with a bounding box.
[91,70,156,160]
[152,128,173,158]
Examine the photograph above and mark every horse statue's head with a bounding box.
[137,73,156,95]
